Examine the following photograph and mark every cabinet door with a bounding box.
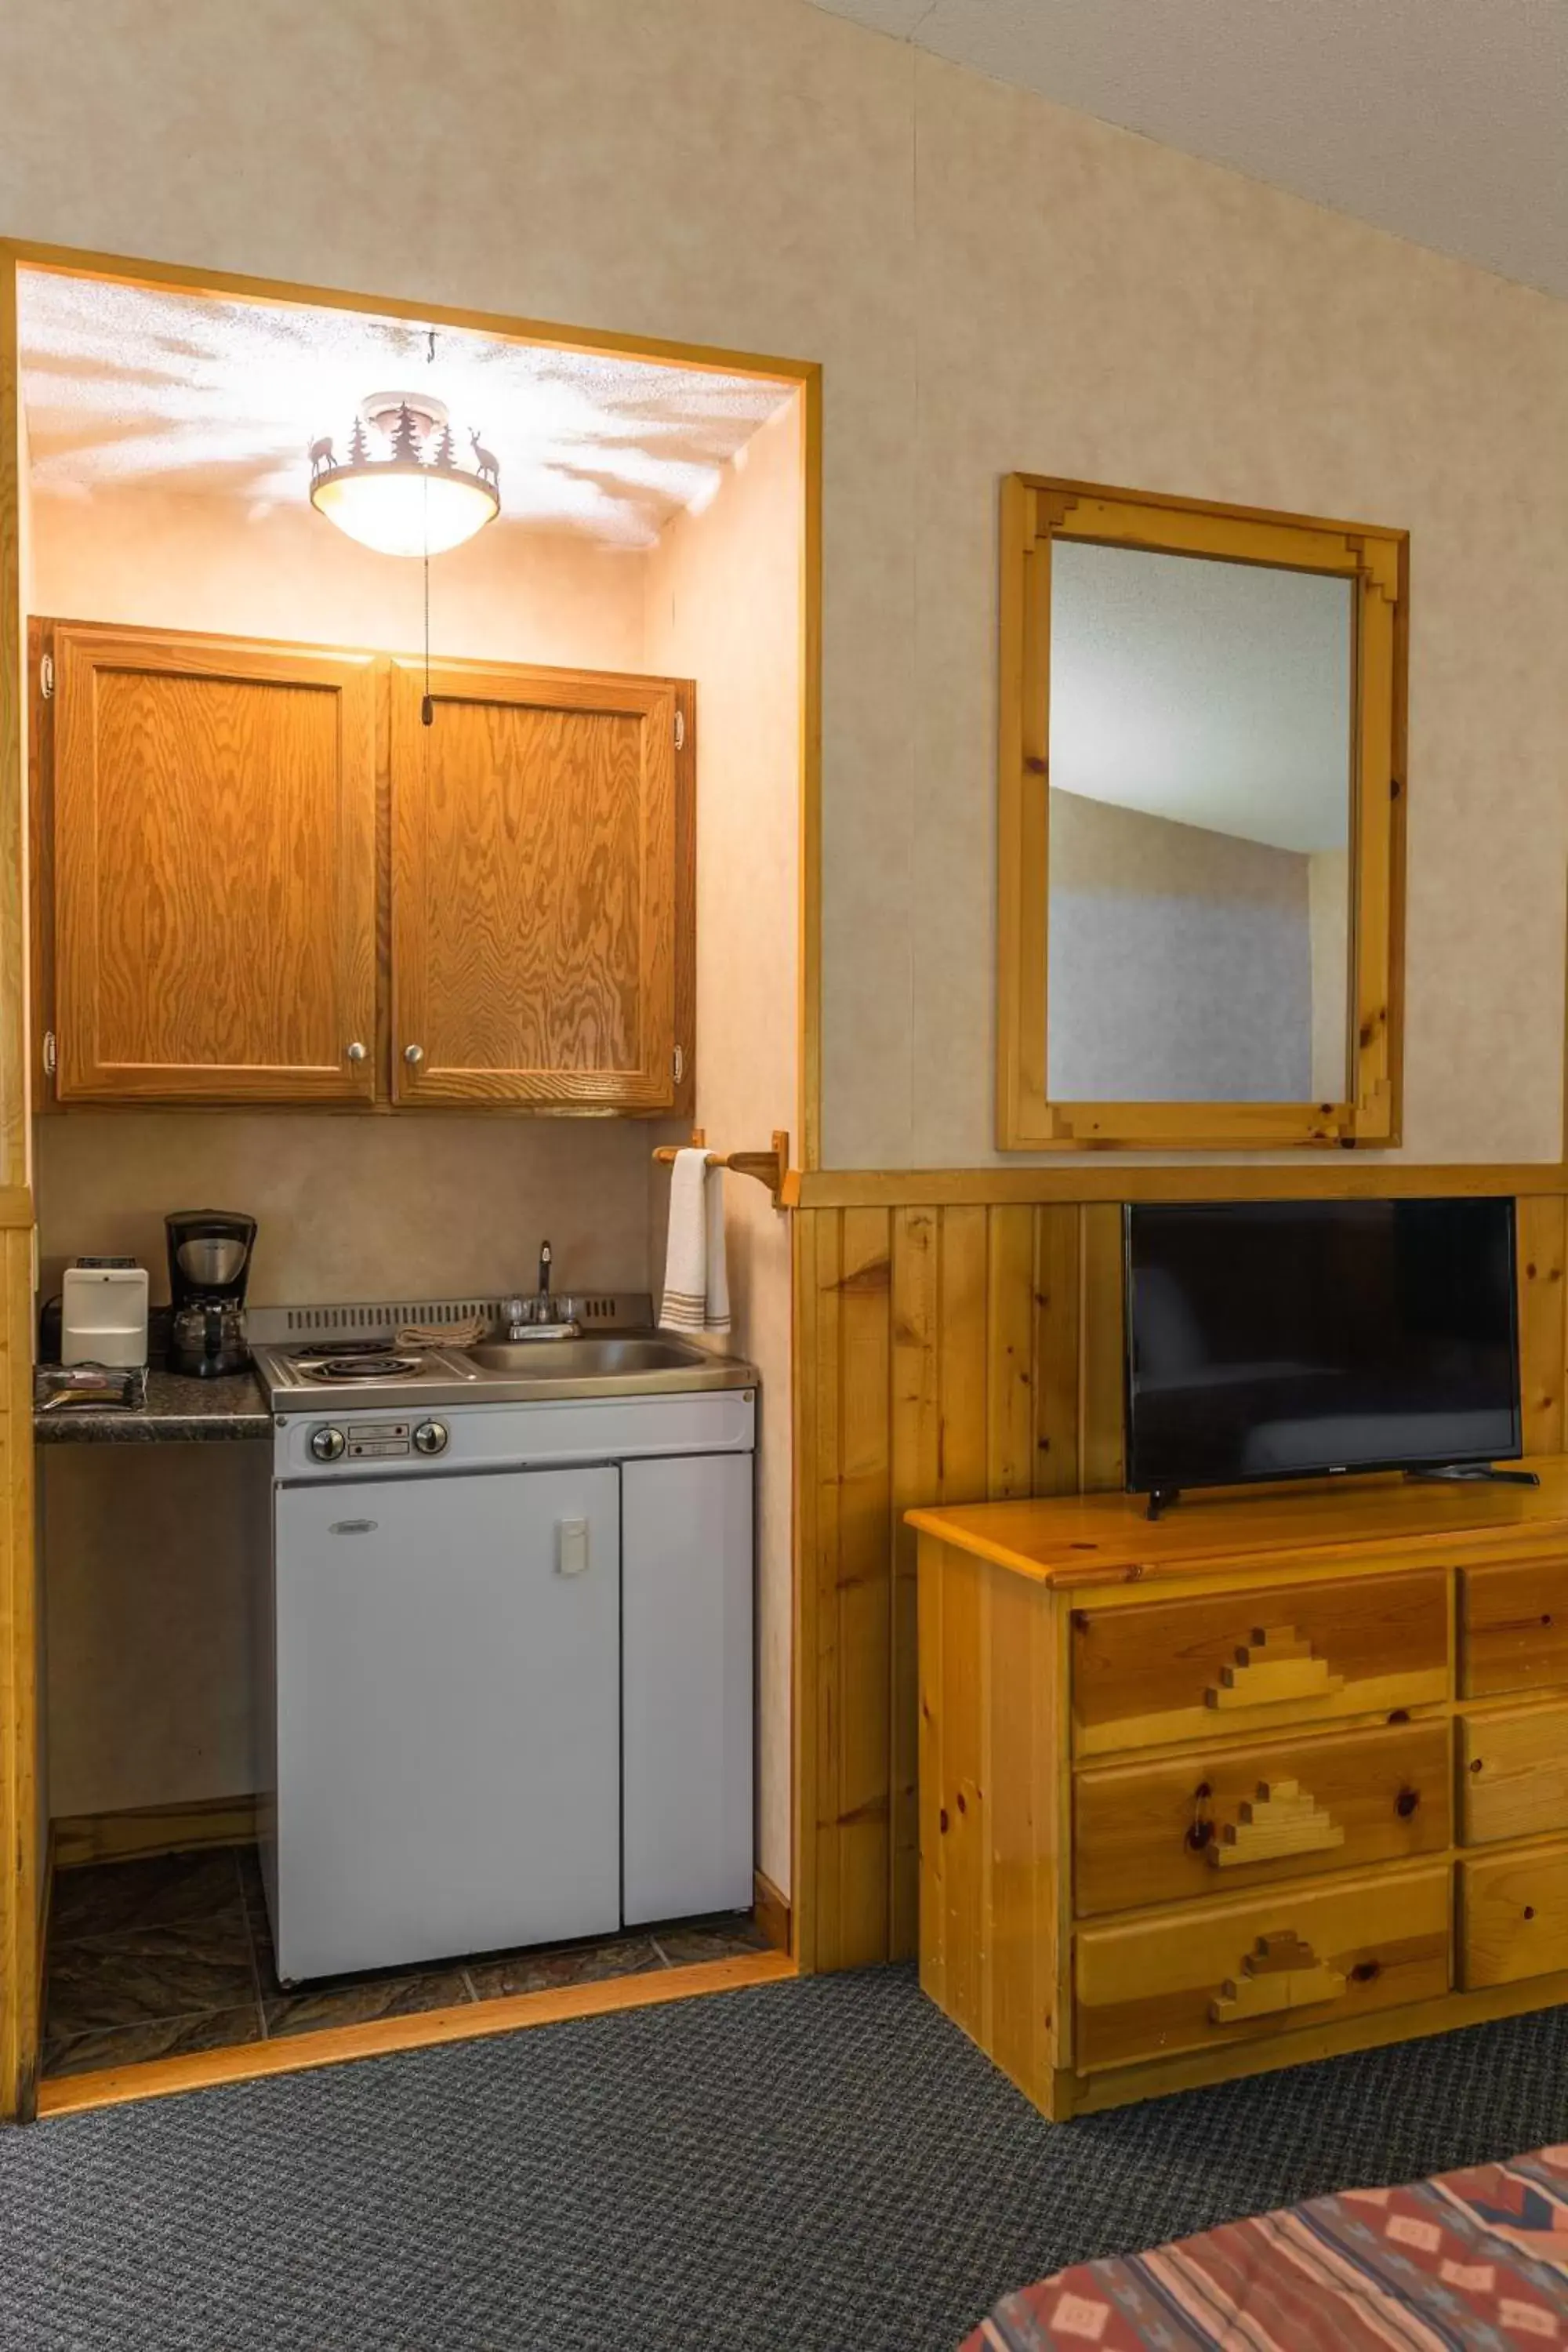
[271,1465,621,1980]
[51,624,377,1102]
[390,659,692,1108]
[621,1453,753,1923]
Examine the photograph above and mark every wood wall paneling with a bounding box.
[1518,1195,1567,1456]
[798,1192,1563,1974]
[796,1203,1123,1966]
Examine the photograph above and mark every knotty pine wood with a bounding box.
[1460,1705,1568,1846]
[1075,1719,1450,1916]
[49,624,379,1103]
[1075,1863,1451,2074]
[1069,1572,1450,1759]
[797,1203,1102,1967]
[1461,1842,1568,1990]
[1461,1560,1568,1698]
[917,1535,1062,2101]
[389,659,691,1109]
[0,1225,37,2122]
[797,1198,1568,1976]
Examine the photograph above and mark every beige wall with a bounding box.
[31,487,647,672]
[643,398,802,1894]
[35,1111,657,1307]
[4,0,1562,1167]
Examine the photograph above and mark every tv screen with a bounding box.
[1123,1197,1521,1497]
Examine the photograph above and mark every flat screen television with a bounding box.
[1123,1197,1521,1501]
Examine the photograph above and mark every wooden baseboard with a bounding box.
[52,1794,260,1871]
[37,1948,797,2118]
[753,1869,791,1955]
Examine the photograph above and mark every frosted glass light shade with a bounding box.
[310,463,499,557]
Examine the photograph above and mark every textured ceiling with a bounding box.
[809,0,1568,300]
[17,270,796,548]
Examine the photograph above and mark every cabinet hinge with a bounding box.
[673,708,685,753]
[673,1044,684,1085]
[42,1031,56,1077]
[39,654,54,702]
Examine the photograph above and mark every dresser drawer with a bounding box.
[1460,1705,1568,1846]
[1461,1843,1568,1988]
[1461,1563,1568,1699]
[1075,1719,1450,1918]
[1071,1572,1450,1758]
[1075,1865,1451,2075]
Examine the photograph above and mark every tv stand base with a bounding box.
[1405,1465,1541,1489]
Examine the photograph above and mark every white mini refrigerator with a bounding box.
[268,1465,622,1982]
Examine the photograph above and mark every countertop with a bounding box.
[34,1363,272,1445]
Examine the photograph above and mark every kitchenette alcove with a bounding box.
[2,252,812,2111]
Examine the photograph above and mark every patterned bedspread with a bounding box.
[961,2146,1568,2349]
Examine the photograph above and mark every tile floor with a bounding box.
[43,1844,768,2081]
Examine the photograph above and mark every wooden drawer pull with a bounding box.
[1207,1624,1346,1711]
[1210,1930,1347,2024]
[1210,1778,1346,1869]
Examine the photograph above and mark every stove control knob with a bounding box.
[413,1418,449,1457]
[310,1425,347,1463]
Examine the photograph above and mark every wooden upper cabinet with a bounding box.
[47,624,378,1104]
[389,659,694,1109]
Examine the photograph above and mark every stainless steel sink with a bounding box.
[458,1332,755,1399]
[466,1337,710,1376]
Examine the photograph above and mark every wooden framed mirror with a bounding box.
[997,476,1406,1152]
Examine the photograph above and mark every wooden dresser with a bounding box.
[908,1464,1568,2118]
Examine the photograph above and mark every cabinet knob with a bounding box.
[346,1041,368,1064]
[403,1044,424,1067]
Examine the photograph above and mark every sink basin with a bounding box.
[466,1336,711,1377]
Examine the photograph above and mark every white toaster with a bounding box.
[61,1260,150,1368]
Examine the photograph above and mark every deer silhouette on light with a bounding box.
[308,434,336,479]
[469,429,500,487]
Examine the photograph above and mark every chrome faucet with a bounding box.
[504,1241,579,1341]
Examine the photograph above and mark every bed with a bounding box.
[961,2146,1568,2349]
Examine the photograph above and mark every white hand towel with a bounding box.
[659,1148,731,1334]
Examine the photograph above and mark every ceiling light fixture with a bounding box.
[307,389,500,557]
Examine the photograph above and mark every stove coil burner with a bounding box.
[291,1338,400,1362]
[301,1352,423,1383]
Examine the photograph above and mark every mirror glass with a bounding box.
[1047,541,1353,1105]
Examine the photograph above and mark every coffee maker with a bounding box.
[166,1210,256,1378]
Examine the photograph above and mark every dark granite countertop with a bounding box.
[34,1363,272,1444]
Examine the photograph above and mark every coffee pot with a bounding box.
[165,1210,256,1378]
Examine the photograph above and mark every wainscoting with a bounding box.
[793,1193,1568,1974]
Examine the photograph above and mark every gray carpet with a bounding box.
[5,1963,1568,2351]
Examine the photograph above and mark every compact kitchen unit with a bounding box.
[252,1298,756,1984]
